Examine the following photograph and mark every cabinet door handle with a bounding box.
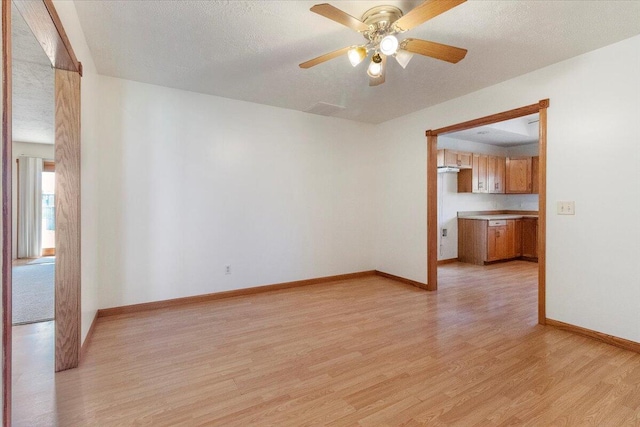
[457,160,461,166]
[496,231,500,237]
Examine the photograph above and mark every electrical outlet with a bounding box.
[442,228,448,237]
[225,265,231,275]
[557,201,575,215]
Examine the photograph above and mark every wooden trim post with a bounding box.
[426,132,438,291]
[2,1,12,423]
[537,99,549,324]
[54,68,81,371]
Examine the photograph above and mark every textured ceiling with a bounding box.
[12,3,54,144]
[445,114,539,147]
[72,1,640,124]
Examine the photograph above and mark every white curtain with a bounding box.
[17,156,43,258]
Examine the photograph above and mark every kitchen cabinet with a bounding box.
[437,149,472,169]
[457,153,537,195]
[521,218,538,259]
[487,219,521,261]
[458,217,532,265]
[458,154,505,194]
[508,219,522,258]
[458,218,487,265]
[487,221,508,261]
[506,157,532,193]
[488,156,506,194]
[473,154,489,193]
[458,154,489,193]
[531,156,539,194]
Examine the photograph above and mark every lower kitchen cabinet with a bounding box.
[508,219,522,258]
[487,223,509,261]
[459,217,534,265]
[521,218,538,260]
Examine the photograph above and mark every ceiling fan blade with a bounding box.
[311,3,369,32]
[299,46,351,69]
[393,0,466,32]
[369,55,387,87]
[402,38,467,63]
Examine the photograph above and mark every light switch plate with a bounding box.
[557,201,575,215]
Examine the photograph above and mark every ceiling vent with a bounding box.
[306,102,346,117]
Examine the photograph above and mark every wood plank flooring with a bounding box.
[13,261,640,426]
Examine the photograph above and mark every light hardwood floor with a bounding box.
[13,261,640,426]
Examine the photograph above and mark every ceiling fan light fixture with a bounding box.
[379,34,399,56]
[367,56,383,77]
[347,46,367,67]
[394,49,414,69]
[300,1,468,86]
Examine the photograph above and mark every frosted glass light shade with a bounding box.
[395,49,414,69]
[379,35,399,56]
[348,46,367,67]
[367,60,382,77]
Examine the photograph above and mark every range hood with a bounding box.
[437,166,460,173]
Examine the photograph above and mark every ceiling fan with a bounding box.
[299,0,468,86]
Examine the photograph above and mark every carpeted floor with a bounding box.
[27,256,56,265]
[12,261,55,325]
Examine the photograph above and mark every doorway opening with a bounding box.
[435,114,540,324]
[426,100,548,324]
[13,155,56,326]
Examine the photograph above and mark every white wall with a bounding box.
[11,142,55,259]
[436,139,539,260]
[94,76,377,309]
[54,1,640,346]
[54,0,100,344]
[57,0,376,336]
[374,35,640,342]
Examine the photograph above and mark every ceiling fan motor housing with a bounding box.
[361,6,404,43]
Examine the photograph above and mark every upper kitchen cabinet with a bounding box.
[488,156,506,194]
[458,154,488,193]
[437,149,472,169]
[472,154,489,193]
[531,156,540,194]
[506,157,532,193]
[458,154,505,194]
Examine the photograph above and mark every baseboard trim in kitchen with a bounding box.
[97,270,378,317]
[437,258,458,265]
[546,318,640,354]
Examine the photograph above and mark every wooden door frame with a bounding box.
[2,0,82,424]
[1,1,12,423]
[426,99,549,324]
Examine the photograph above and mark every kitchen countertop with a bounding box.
[459,214,538,220]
